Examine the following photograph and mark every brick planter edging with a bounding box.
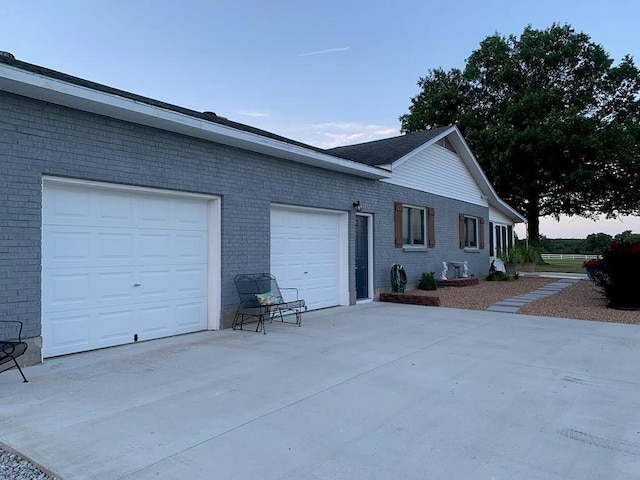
[438,278,480,287]
[379,292,440,306]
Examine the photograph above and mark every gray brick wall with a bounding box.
[0,91,491,347]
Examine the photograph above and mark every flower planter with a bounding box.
[584,266,600,282]
[504,263,517,275]
[518,262,536,273]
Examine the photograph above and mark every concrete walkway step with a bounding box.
[486,278,580,313]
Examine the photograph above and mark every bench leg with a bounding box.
[8,357,28,383]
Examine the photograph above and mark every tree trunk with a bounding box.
[526,199,541,246]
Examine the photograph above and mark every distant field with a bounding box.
[538,258,586,274]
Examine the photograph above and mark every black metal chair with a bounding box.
[233,273,306,334]
[0,320,29,382]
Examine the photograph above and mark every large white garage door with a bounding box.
[42,181,210,357]
[271,206,345,310]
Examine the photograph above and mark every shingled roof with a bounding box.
[325,126,453,166]
[0,53,325,154]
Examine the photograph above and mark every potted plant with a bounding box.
[498,248,522,275]
[583,257,602,281]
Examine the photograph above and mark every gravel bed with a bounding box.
[407,276,551,311]
[407,276,640,324]
[519,279,640,323]
[0,447,58,480]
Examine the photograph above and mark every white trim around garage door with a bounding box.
[42,176,222,340]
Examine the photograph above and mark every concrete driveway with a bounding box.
[1,303,640,480]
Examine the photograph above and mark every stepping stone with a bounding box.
[487,305,520,313]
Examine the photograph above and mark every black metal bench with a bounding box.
[233,273,306,334]
[0,320,29,382]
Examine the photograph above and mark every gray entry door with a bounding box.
[355,215,369,299]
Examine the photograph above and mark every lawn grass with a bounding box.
[537,258,586,274]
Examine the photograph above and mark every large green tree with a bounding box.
[400,24,640,242]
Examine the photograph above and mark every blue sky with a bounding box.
[2,0,639,238]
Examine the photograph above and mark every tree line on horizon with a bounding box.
[525,230,640,254]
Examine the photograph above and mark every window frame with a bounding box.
[458,213,485,250]
[464,215,479,249]
[402,205,427,247]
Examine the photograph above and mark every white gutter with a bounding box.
[0,62,390,180]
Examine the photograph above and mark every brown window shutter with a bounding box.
[479,217,485,249]
[427,207,435,248]
[458,213,465,248]
[507,225,513,249]
[394,202,403,247]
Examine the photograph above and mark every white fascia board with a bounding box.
[0,63,389,180]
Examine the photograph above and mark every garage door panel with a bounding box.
[175,301,207,331]
[138,304,173,338]
[175,267,207,296]
[175,233,208,261]
[98,192,135,225]
[138,197,173,227]
[98,232,135,260]
[95,309,135,345]
[43,272,91,311]
[43,187,92,225]
[138,233,172,260]
[175,201,209,229]
[138,269,173,299]
[44,312,91,357]
[96,270,136,303]
[43,182,211,358]
[43,229,91,267]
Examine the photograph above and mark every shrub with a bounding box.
[486,271,510,281]
[498,246,538,264]
[601,240,640,309]
[417,272,438,290]
[498,248,522,264]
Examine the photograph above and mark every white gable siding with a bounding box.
[383,145,486,206]
[489,207,512,225]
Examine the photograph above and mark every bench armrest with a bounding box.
[0,320,23,342]
[279,287,300,301]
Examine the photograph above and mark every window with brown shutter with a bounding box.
[458,213,465,248]
[394,203,434,248]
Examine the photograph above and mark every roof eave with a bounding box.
[0,63,390,180]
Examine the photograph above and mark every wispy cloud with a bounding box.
[238,110,270,118]
[297,47,350,57]
[307,122,399,149]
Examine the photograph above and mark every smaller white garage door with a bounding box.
[271,206,347,310]
[42,181,213,357]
